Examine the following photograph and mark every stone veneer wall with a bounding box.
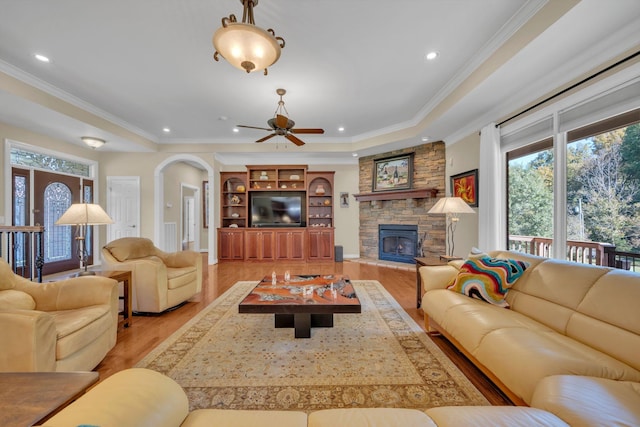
[358,142,446,259]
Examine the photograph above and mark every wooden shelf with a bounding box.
[219,166,335,261]
[353,188,438,202]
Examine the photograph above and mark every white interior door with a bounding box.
[107,176,140,242]
[183,196,196,250]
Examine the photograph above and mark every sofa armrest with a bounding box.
[157,249,201,269]
[0,310,57,371]
[43,368,190,427]
[419,264,459,294]
[14,276,118,312]
[531,375,640,427]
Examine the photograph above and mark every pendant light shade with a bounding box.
[213,0,285,75]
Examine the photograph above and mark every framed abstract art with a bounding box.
[450,169,478,207]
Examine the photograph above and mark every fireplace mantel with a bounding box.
[353,188,439,202]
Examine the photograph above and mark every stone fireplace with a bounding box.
[356,143,446,261]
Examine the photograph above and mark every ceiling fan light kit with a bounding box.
[213,0,285,75]
[237,88,325,146]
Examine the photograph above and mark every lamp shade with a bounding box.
[213,22,281,73]
[428,197,476,215]
[55,203,114,226]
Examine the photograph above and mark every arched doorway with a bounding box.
[154,155,215,265]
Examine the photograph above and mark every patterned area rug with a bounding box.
[136,280,489,411]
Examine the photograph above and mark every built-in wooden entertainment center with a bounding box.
[218,165,335,261]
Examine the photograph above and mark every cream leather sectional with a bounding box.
[42,250,640,426]
[41,368,569,427]
[421,250,640,425]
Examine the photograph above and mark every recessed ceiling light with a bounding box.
[34,54,50,63]
[352,153,358,157]
[233,127,239,133]
[421,136,430,142]
[162,127,171,133]
[338,127,345,132]
[425,51,439,61]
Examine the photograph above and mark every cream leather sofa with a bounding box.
[102,237,202,313]
[0,258,118,372]
[43,368,575,427]
[421,251,640,408]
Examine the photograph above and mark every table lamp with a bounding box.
[55,203,114,275]
[427,196,475,261]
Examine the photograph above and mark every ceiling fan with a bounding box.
[237,88,324,146]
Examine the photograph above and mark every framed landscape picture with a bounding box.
[450,169,478,207]
[373,153,413,191]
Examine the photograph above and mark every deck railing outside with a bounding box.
[508,235,639,272]
[0,226,45,282]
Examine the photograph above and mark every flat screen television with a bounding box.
[250,191,306,227]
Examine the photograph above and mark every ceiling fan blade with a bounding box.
[255,134,277,143]
[290,128,325,134]
[276,114,289,129]
[237,125,272,131]
[285,134,305,146]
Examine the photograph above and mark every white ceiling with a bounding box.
[0,0,639,165]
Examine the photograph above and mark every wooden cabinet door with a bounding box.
[308,229,334,260]
[259,230,275,260]
[289,230,306,260]
[245,230,275,260]
[218,229,244,260]
[275,230,306,260]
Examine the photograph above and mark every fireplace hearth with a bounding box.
[379,224,418,264]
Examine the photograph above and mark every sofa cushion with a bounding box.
[424,289,555,352]
[0,289,36,310]
[104,237,156,261]
[167,266,198,290]
[425,406,568,427]
[475,327,640,404]
[447,256,529,307]
[49,305,113,359]
[183,409,307,427]
[308,408,437,427]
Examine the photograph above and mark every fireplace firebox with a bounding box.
[378,224,418,264]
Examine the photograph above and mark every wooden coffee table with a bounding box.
[0,371,98,426]
[239,274,361,338]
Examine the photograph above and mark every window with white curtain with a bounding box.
[499,73,640,264]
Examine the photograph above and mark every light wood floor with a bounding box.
[96,257,512,406]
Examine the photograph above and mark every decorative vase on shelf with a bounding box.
[315,184,326,195]
[260,171,268,181]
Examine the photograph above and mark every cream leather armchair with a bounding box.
[101,237,202,313]
[0,258,118,372]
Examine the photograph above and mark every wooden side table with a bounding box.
[95,270,133,328]
[414,257,449,308]
[0,371,98,426]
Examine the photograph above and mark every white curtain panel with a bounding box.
[478,123,504,251]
